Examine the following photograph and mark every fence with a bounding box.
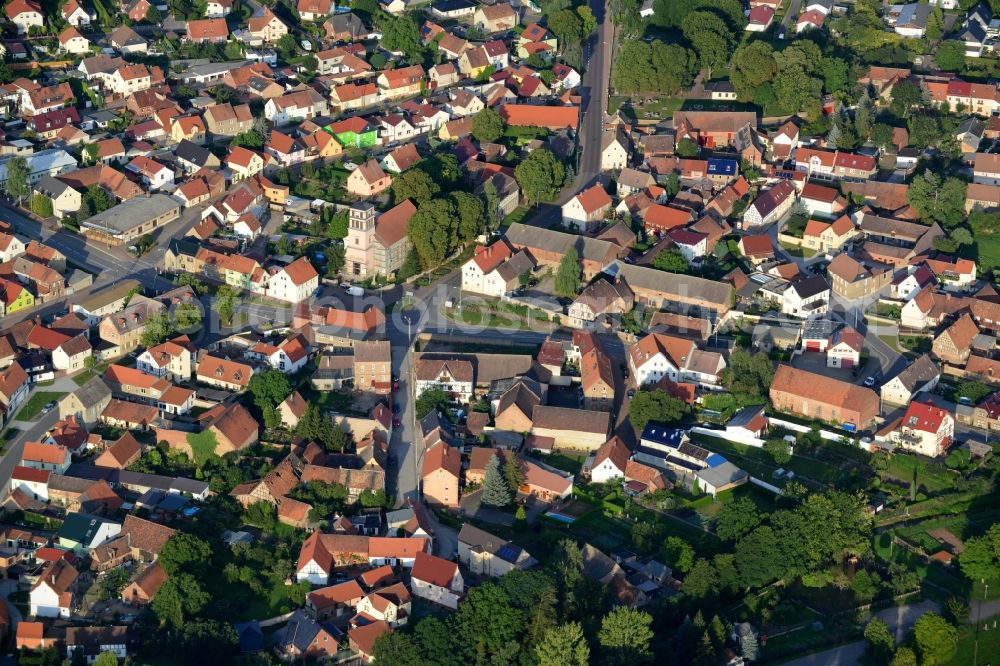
[750,476,782,494]
[768,417,859,445]
[689,426,764,448]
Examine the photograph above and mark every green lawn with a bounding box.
[500,207,531,228]
[883,454,958,496]
[536,452,585,475]
[186,430,219,466]
[779,241,818,258]
[878,333,902,352]
[949,622,1000,665]
[14,392,67,421]
[974,234,1000,272]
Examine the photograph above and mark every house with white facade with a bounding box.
[30,559,78,618]
[410,552,464,610]
[414,358,474,403]
[884,401,954,457]
[265,257,319,303]
[826,326,863,368]
[589,436,630,483]
[628,333,725,389]
[562,185,612,233]
[742,180,797,228]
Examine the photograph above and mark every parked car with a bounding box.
[392,416,401,428]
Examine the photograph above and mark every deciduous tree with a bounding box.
[515,149,565,204]
[535,623,589,666]
[913,612,957,666]
[960,523,1000,583]
[472,106,505,143]
[598,607,655,665]
[628,389,686,435]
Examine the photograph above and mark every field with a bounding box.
[14,392,67,421]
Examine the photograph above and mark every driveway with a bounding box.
[0,579,24,629]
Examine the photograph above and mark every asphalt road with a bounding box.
[521,0,612,230]
[780,600,938,666]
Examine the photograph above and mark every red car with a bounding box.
[392,381,400,392]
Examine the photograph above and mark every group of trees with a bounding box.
[399,155,489,269]
[684,491,872,600]
[481,452,525,508]
[613,39,697,96]
[864,610,960,666]
[372,554,657,666]
[730,40,847,116]
[140,303,202,348]
[719,349,775,407]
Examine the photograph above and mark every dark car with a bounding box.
[393,416,401,428]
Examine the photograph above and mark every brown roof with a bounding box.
[499,104,579,130]
[572,184,612,215]
[771,364,878,415]
[422,441,461,478]
[415,358,474,383]
[197,354,253,387]
[22,442,69,465]
[308,580,364,609]
[939,313,979,351]
[593,436,630,473]
[349,620,390,656]
[94,432,141,468]
[411,551,458,587]
[129,561,168,598]
[353,159,388,185]
[101,399,158,426]
[121,515,176,555]
[373,199,416,248]
[531,405,610,434]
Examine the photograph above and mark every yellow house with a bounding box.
[1,278,35,314]
[801,215,858,253]
[257,174,289,207]
[302,130,343,161]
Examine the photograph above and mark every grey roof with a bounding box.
[888,353,940,392]
[615,263,732,309]
[791,275,830,300]
[35,175,74,199]
[111,25,146,46]
[727,405,767,429]
[696,461,748,489]
[504,223,619,266]
[274,610,336,653]
[0,149,77,182]
[67,376,112,409]
[174,139,214,167]
[76,279,142,313]
[802,318,836,340]
[494,250,535,282]
[81,194,180,235]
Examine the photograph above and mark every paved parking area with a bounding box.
[789,350,879,386]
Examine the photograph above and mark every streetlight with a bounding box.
[974,578,990,666]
